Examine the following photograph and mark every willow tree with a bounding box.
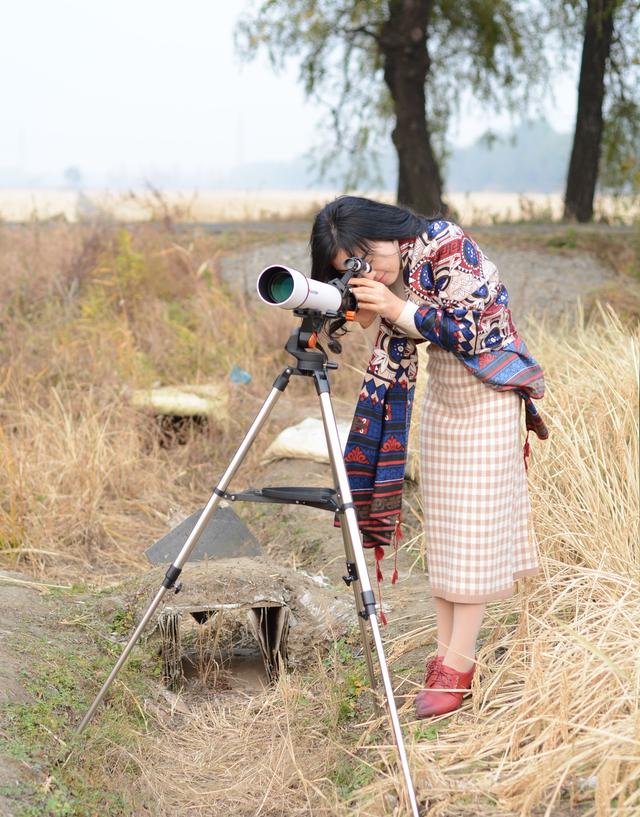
[545,0,639,222]
[235,1,548,214]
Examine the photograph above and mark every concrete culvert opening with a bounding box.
[122,558,353,697]
[157,602,289,693]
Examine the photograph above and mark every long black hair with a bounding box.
[309,195,444,282]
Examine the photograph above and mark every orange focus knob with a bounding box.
[307,332,318,348]
[345,311,356,321]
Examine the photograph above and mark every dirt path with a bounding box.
[0,577,48,817]
[220,225,632,327]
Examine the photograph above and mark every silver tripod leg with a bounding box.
[77,376,288,734]
[336,513,382,715]
[318,390,421,817]
[77,363,421,815]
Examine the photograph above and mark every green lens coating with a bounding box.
[268,272,294,302]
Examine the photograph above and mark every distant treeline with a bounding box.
[209,120,570,194]
[0,119,571,194]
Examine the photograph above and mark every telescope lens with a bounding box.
[257,263,341,312]
[267,271,294,303]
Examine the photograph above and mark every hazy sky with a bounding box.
[1,0,579,185]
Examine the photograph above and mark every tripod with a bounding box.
[77,309,421,817]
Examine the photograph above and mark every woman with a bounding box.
[310,195,548,719]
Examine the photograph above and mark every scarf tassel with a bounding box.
[371,515,404,626]
[391,515,402,585]
[523,429,531,473]
[373,546,388,625]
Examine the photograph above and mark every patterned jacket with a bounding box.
[338,219,549,555]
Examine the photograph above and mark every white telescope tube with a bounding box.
[256,265,343,312]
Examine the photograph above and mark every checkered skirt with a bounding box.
[419,344,541,602]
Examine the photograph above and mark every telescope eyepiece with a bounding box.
[343,256,371,275]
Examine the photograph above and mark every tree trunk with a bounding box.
[563,0,616,222]
[380,0,446,216]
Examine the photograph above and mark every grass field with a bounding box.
[0,218,638,816]
[0,188,638,225]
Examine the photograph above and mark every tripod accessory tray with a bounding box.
[225,485,340,513]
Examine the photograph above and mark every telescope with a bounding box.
[256,257,371,314]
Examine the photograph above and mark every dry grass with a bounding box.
[136,677,336,816]
[0,188,638,225]
[0,221,354,580]
[129,302,639,817]
[1,222,638,816]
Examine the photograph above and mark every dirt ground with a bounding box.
[220,223,637,328]
[0,578,48,817]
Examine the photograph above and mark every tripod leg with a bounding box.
[77,371,293,733]
[316,377,421,817]
[336,514,382,713]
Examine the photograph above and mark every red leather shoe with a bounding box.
[423,653,444,685]
[415,660,476,718]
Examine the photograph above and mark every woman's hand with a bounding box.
[349,278,405,323]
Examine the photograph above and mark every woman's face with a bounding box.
[331,240,401,286]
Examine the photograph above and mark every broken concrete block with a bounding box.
[262,417,351,465]
[131,383,228,417]
[262,415,419,480]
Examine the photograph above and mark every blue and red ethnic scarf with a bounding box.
[334,220,549,622]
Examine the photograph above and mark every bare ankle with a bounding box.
[443,651,475,673]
